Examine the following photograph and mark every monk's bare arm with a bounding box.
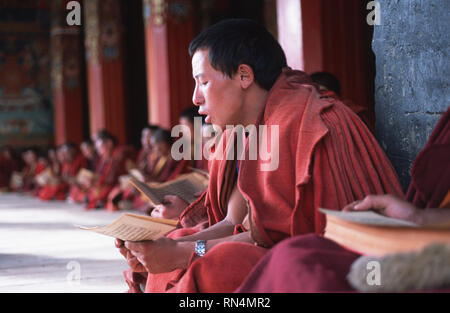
[413,208,450,225]
[176,184,249,242]
[122,185,256,273]
[344,194,450,225]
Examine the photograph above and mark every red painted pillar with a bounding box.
[143,0,195,129]
[299,0,325,73]
[84,0,127,143]
[50,0,84,146]
[277,0,374,123]
[276,0,325,72]
[276,0,304,70]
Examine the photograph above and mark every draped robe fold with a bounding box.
[236,107,449,293]
[125,69,403,293]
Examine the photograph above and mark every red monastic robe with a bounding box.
[320,90,374,133]
[38,154,87,201]
[85,147,128,210]
[21,161,46,193]
[106,148,152,212]
[125,69,403,293]
[0,155,21,189]
[236,107,450,293]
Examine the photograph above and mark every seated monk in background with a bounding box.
[311,71,374,133]
[39,143,87,201]
[106,125,160,212]
[84,131,128,210]
[79,140,98,171]
[0,146,22,190]
[150,123,214,220]
[147,128,190,183]
[115,19,403,293]
[16,148,46,193]
[68,141,97,204]
[236,106,450,293]
[69,130,126,209]
[178,106,209,171]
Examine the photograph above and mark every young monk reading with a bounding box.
[116,19,403,293]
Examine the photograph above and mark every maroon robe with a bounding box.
[85,147,127,210]
[39,154,87,201]
[0,154,21,189]
[125,69,403,293]
[236,107,450,293]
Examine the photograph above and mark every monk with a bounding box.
[39,143,87,201]
[146,128,190,183]
[116,19,403,293]
[136,125,160,175]
[236,106,450,293]
[84,131,127,210]
[178,106,209,171]
[79,140,98,171]
[149,120,215,220]
[311,71,374,132]
[106,125,160,212]
[0,146,22,190]
[18,148,46,193]
[150,123,214,220]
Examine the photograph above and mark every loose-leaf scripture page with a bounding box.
[77,213,178,241]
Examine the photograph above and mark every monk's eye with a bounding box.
[200,81,208,86]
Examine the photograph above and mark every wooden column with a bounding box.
[143,0,196,129]
[277,0,375,123]
[50,0,84,146]
[84,0,127,143]
[276,0,304,70]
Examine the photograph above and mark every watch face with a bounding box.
[195,240,206,256]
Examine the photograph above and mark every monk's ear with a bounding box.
[237,64,255,89]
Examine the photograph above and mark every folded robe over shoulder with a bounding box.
[126,69,404,293]
[236,107,450,293]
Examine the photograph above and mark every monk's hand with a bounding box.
[150,195,188,220]
[124,237,191,274]
[115,239,146,272]
[343,194,421,223]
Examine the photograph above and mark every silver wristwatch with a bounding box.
[195,240,206,257]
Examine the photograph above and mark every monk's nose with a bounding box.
[192,87,204,106]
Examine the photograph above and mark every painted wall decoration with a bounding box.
[0,0,53,147]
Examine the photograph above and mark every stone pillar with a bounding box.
[50,0,85,146]
[373,0,449,189]
[84,0,128,143]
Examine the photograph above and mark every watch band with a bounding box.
[195,240,206,257]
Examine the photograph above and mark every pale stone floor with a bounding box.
[0,193,130,293]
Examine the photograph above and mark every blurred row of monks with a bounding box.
[0,106,209,216]
[0,72,370,217]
